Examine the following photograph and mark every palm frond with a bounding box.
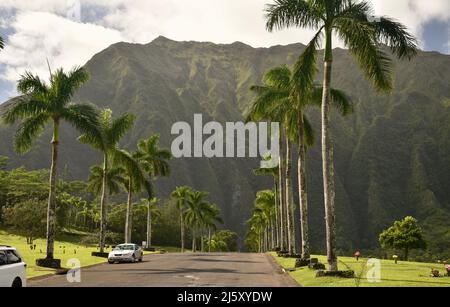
[14,113,50,154]
[0,36,4,49]
[61,103,101,138]
[292,29,322,103]
[17,72,49,96]
[2,96,48,124]
[265,0,324,32]
[303,114,315,147]
[51,67,89,106]
[330,88,353,116]
[335,17,393,92]
[108,113,135,145]
[373,17,418,60]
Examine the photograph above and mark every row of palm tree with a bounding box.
[253,0,418,271]
[2,66,172,259]
[171,187,222,253]
[247,64,352,256]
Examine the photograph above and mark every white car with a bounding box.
[108,244,143,264]
[0,246,27,287]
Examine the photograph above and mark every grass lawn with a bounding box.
[271,253,450,287]
[0,230,162,279]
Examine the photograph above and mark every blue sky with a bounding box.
[0,0,449,103]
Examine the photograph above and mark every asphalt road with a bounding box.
[28,253,298,287]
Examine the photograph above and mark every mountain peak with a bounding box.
[151,36,175,44]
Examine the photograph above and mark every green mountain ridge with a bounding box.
[1,36,449,256]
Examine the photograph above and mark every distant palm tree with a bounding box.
[254,190,276,251]
[171,186,193,252]
[185,190,209,253]
[266,0,417,270]
[86,165,127,197]
[202,203,222,253]
[114,149,146,243]
[2,67,99,260]
[80,109,135,253]
[136,134,172,249]
[254,163,279,249]
[138,198,161,248]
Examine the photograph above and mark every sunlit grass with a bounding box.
[271,253,450,287]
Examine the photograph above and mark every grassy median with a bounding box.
[271,253,450,287]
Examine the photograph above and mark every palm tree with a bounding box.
[266,0,417,271]
[202,203,222,253]
[171,186,192,252]
[2,67,99,260]
[136,134,172,249]
[86,165,127,197]
[138,198,161,248]
[114,149,146,243]
[185,190,209,252]
[80,109,134,253]
[0,36,4,50]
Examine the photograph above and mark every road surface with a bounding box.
[28,253,298,287]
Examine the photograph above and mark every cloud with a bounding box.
[1,11,123,84]
[0,0,449,90]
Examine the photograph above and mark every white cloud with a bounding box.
[0,0,449,88]
[1,11,123,84]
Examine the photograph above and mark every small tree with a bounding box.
[3,200,47,244]
[379,216,426,261]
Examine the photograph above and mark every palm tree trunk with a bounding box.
[274,179,280,249]
[125,178,133,243]
[322,29,338,271]
[46,120,59,259]
[297,112,310,260]
[146,202,152,248]
[192,228,196,253]
[201,229,204,252]
[99,153,108,253]
[278,130,286,251]
[285,137,295,254]
[180,211,185,252]
[208,228,211,253]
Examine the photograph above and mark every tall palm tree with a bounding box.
[171,186,192,252]
[185,190,209,253]
[266,0,417,270]
[2,67,99,260]
[79,109,135,253]
[136,134,172,249]
[138,198,160,248]
[114,149,146,243]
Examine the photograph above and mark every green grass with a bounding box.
[0,231,164,279]
[0,231,111,278]
[271,253,450,287]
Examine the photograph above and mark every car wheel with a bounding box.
[108,260,114,264]
[132,255,136,263]
[12,278,22,288]
[139,256,143,262]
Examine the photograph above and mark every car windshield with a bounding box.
[114,245,134,251]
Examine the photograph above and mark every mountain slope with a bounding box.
[1,37,449,256]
